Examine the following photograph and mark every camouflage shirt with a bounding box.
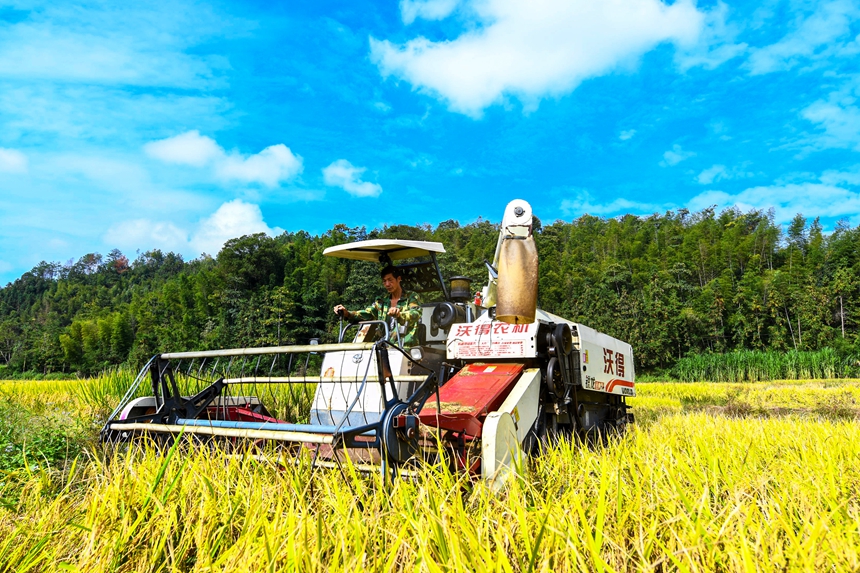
[350,291,422,347]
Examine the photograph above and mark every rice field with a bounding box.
[1,375,858,572]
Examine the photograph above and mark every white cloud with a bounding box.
[103,199,283,256]
[708,119,732,141]
[660,144,695,166]
[0,2,240,147]
[619,129,636,141]
[820,166,860,186]
[697,164,727,185]
[400,0,460,25]
[322,159,383,197]
[216,145,303,187]
[675,2,747,71]
[143,130,222,167]
[36,151,208,216]
[0,2,234,89]
[795,74,860,153]
[0,148,28,173]
[696,163,754,185]
[374,101,392,113]
[802,97,860,152]
[0,24,218,89]
[371,0,705,116]
[104,219,190,253]
[144,131,303,187]
[746,0,860,74]
[191,200,283,254]
[687,182,860,225]
[560,189,667,217]
[0,83,231,142]
[558,172,860,228]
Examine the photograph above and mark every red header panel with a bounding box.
[418,363,523,437]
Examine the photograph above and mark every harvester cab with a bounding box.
[312,238,459,429]
[101,199,635,487]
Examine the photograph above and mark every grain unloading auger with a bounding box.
[102,199,635,485]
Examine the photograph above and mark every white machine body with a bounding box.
[446,310,635,397]
[309,349,418,427]
[446,313,538,359]
[574,322,636,396]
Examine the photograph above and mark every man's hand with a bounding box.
[387,307,400,318]
[334,305,349,318]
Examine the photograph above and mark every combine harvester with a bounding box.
[102,200,635,484]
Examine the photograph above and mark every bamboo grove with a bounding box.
[2,206,860,377]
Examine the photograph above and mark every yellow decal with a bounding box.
[583,350,589,364]
[512,406,520,425]
[323,367,335,378]
[484,365,496,372]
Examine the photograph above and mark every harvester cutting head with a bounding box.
[102,200,635,487]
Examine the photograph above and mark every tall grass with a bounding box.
[70,367,139,414]
[670,348,853,382]
[631,379,860,423]
[0,411,858,571]
[2,379,859,571]
[1,370,140,416]
[64,369,317,422]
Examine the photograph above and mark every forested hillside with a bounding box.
[2,207,859,376]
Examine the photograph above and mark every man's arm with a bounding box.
[397,292,422,324]
[333,298,379,320]
[351,301,379,322]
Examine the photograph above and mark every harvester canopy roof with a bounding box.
[323,239,446,262]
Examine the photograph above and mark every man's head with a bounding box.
[380,265,402,295]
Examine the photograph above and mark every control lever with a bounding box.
[336,307,345,342]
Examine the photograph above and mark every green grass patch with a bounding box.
[670,348,858,382]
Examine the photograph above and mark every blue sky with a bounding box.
[1,0,860,285]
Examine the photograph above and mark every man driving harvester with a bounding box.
[333,265,422,348]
